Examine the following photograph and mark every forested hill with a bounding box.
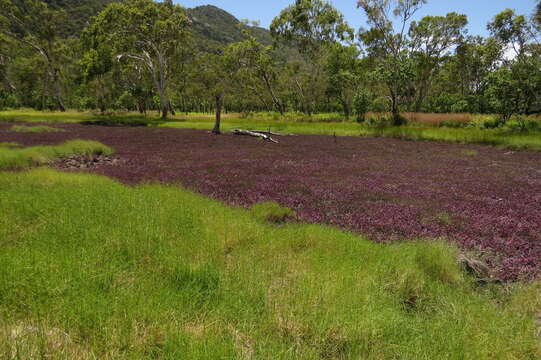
[43,0,116,37]
[186,5,273,51]
[44,0,273,49]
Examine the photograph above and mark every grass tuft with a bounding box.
[0,142,20,148]
[10,125,64,133]
[0,140,113,169]
[250,201,296,224]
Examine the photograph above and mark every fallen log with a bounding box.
[232,129,279,143]
[253,130,295,136]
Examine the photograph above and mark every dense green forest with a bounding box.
[1,0,541,126]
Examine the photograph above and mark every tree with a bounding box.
[325,43,362,119]
[79,38,114,113]
[536,1,541,27]
[226,35,287,115]
[0,0,68,110]
[486,65,531,124]
[271,0,354,116]
[353,88,373,122]
[487,10,541,120]
[195,52,237,134]
[87,0,190,119]
[357,0,426,125]
[488,9,532,58]
[409,12,468,111]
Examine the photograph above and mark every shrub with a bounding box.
[415,241,463,285]
[505,117,540,132]
[353,88,373,123]
[250,201,296,224]
[371,96,390,113]
[364,115,393,128]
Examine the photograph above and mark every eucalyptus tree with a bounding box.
[488,9,534,58]
[271,0,354,116]
[452,37,502,106]
[87,0,190,119]
[226,35,286,115]
[79,37,115,112]
[194,51,238,134]
[486,10,541,121]
[0,0,67,110]
[324,43,362,119]
[357,0,426,124]
[409,12,468,112]
[536,1,541,27]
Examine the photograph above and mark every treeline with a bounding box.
[1,0,541,127]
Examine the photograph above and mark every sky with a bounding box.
[177,0,538,37]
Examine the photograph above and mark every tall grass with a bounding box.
[0,168,539,359]
[0,140,113,169]
[363,127,541,151]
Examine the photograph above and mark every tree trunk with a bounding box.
[263,73,284,115]
[213,94,222,134]
[52,69,65,112]
[168,100,176,116]
[390,88,404,126]
[341,97,350,120]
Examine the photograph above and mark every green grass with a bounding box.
[0,142,20,148]
[0,140,113,169]
[10,125,64,133]
[364,127,541,151]
[162,119,366,136]
[0,109,97,123]
[2,110,541,151]
[0,168,539,359]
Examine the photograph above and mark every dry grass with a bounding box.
[402,112,473,125]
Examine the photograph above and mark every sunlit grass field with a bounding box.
[2,109,540,150]
[0,168,539,359]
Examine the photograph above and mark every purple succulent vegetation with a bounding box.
[2,122,540,280]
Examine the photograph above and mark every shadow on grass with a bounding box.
[80,115,189,127]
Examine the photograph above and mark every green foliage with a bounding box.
[0,140,113,169]
[250,201,296,224]
[0,169,539,358]
[486,65,534,122]
[364,114,393,128]
[488,9,531,57]
[0,142,19,148]
[270,0,354,55]
[353,88,373,122]
[86,0,190,119]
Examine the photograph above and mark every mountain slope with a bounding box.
[43,0,116,37]
[43,1,274,50]
[186,5,273,52]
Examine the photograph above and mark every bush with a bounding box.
[365,115,393,128]
[250,201,296,224]
[467,115,505,129]
[353,88,373,123]
[371,96,390,113]
[505,117,540,132]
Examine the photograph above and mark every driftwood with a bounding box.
[253,130,295,137]
[458,254,495,282]
[232,129,279,143]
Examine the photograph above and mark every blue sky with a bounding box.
[177,0,538,36]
